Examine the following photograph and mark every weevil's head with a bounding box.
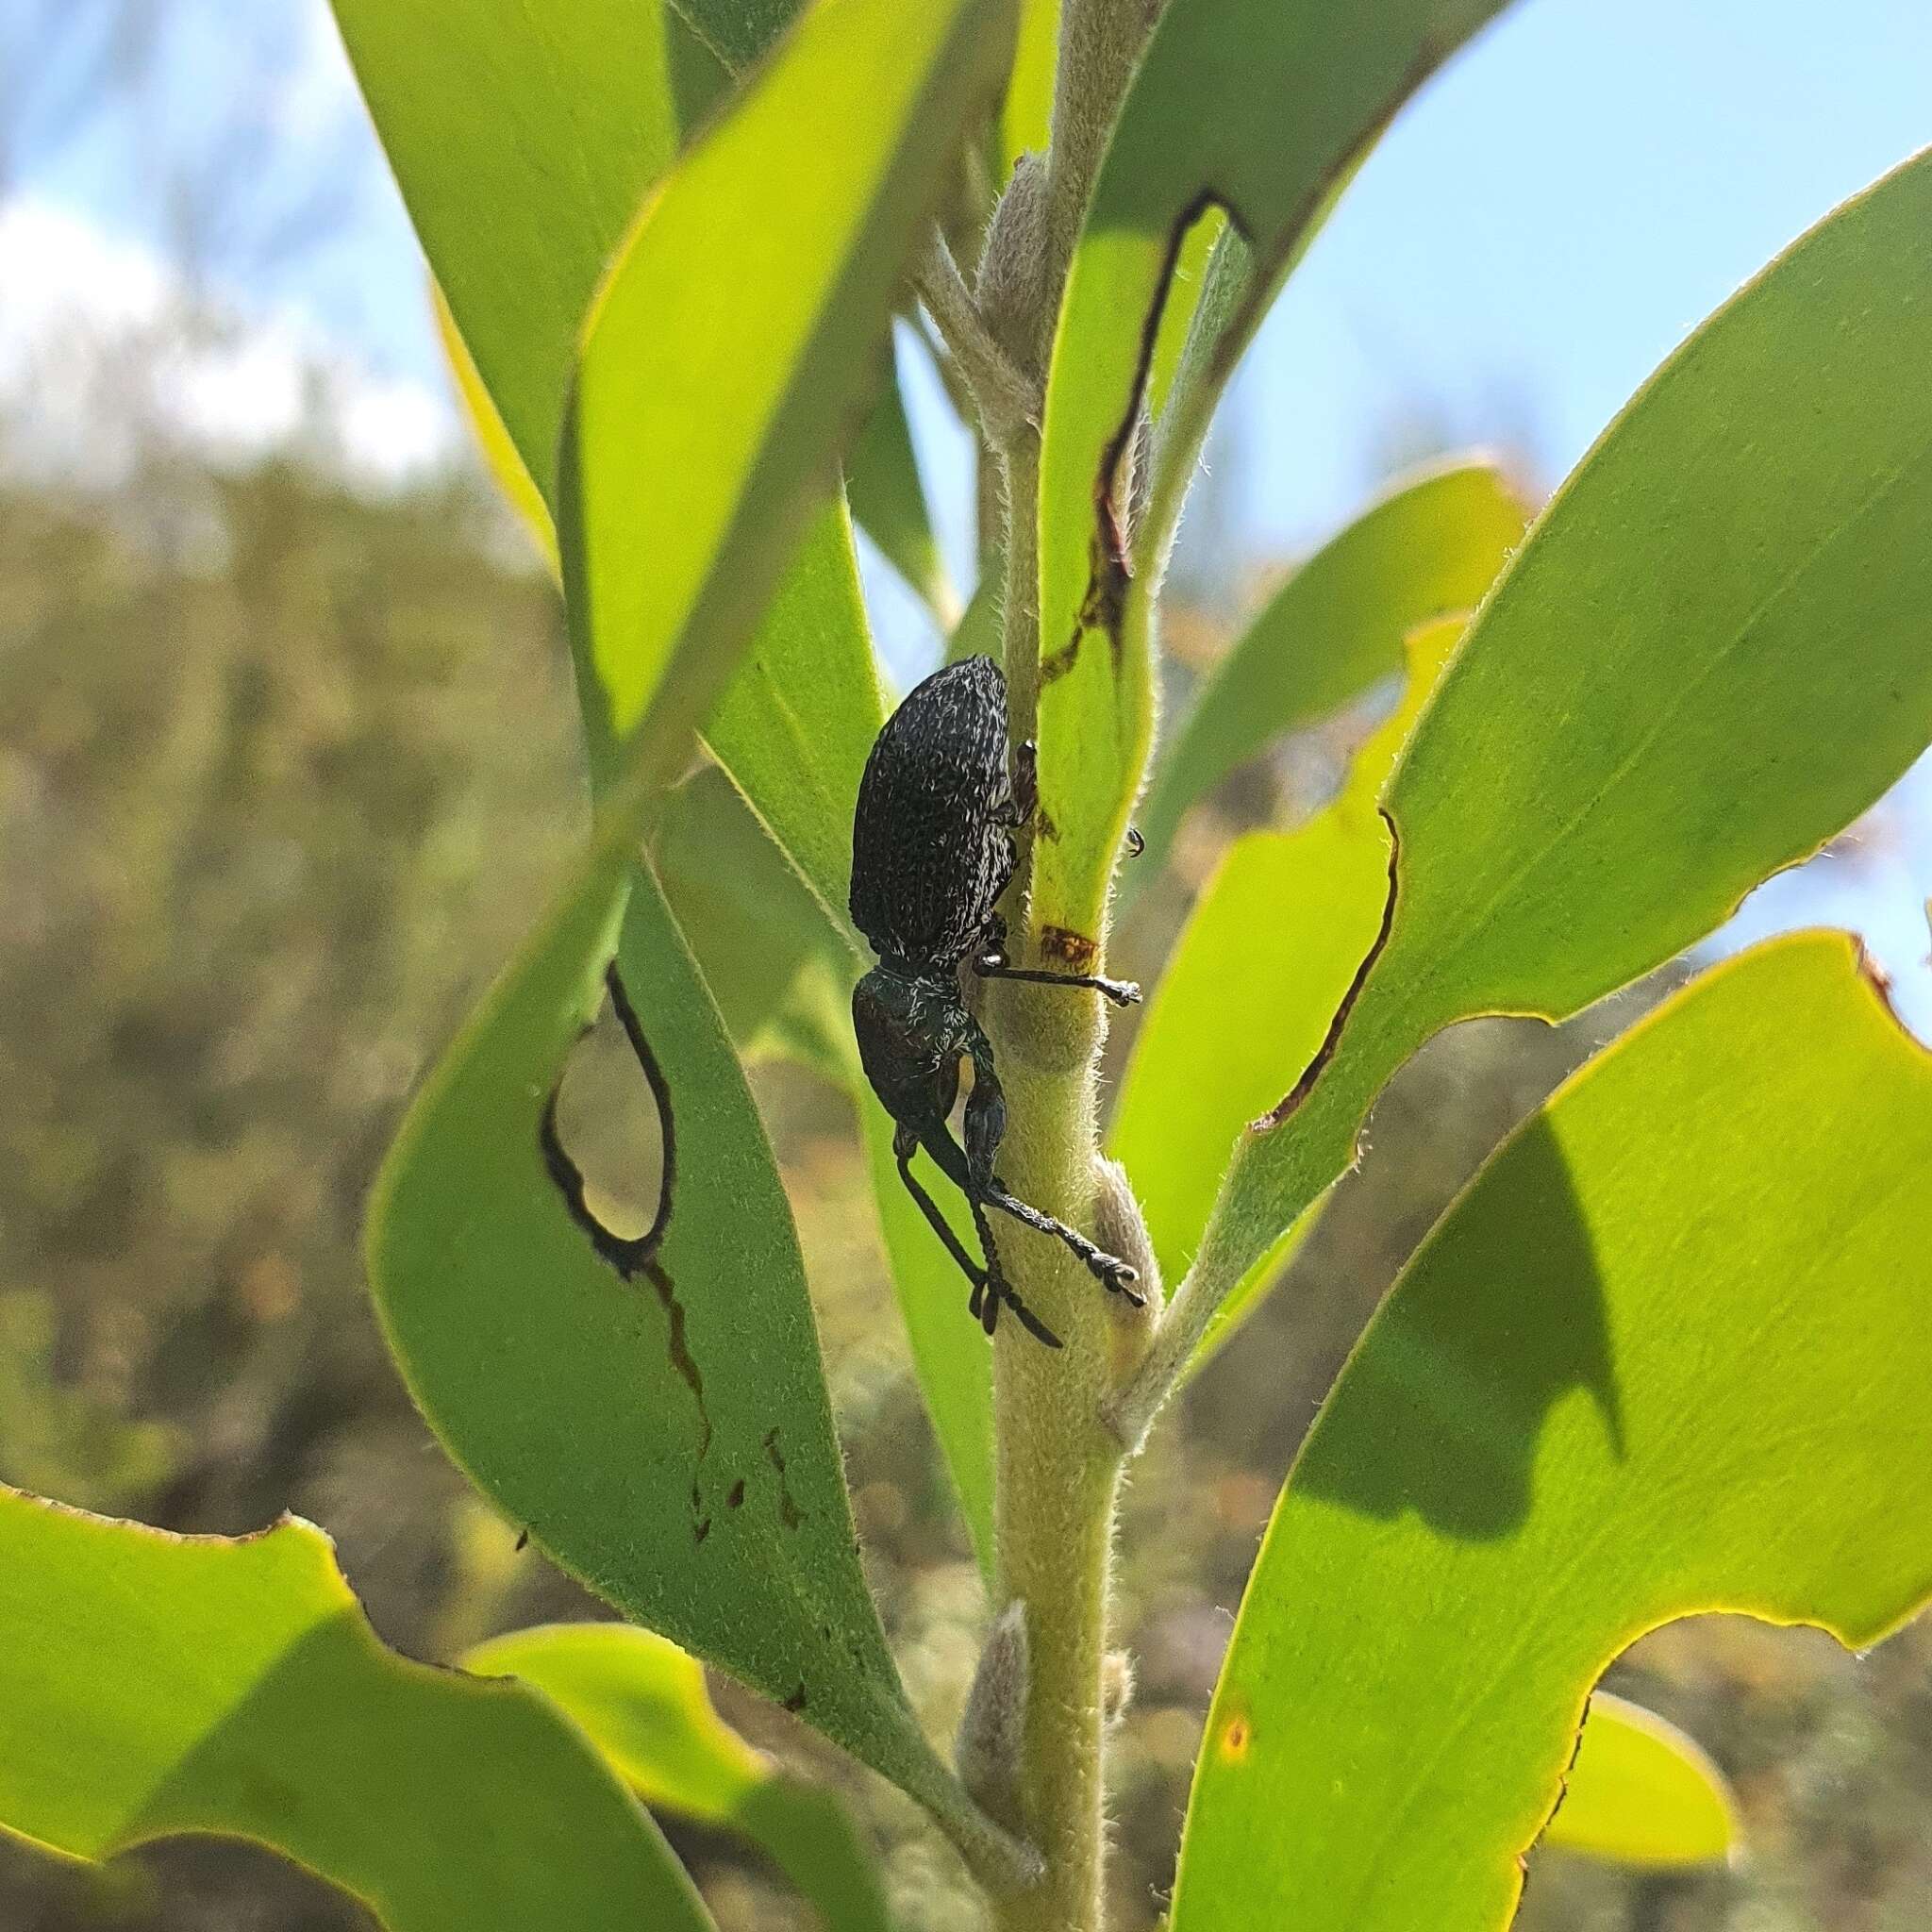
[852,961,964,1125]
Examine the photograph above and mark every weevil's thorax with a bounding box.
[849,657,1017,972]
[852,963,965,1124]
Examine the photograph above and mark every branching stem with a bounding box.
[914,233,1041,444]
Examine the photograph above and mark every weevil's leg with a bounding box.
[1001,739,1038,827]
[982,1178,1144,1304]
[972,956,1141,1008]
[980,908,1010,970]
[963,1191,1062,1346]
[1124,824,1145,858]
[917,1117,1063,1347]
[892,1124,991,1314]
[952,1014,1144,1305]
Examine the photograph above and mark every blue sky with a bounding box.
[1229,0,1932,549]
[6,0,1930,1029]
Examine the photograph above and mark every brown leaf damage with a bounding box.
[1249,810,1399,1134]
[540,960,715,1536]
[539,963,677,1273]
[1039,924,1099,972]
[763,1426,807,1531]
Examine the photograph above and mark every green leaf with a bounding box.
[369,834,955,1813]
[467,1623,891,1932]
[858,1096,997,1575]
[1190,144,1932,1324]
[652,762,846,1062]
[1134,461,1524,878]
[433,279,560,575]
[1141,212,1230,433]
[1111,618,1461,1316]
[331,0,727,508]
[695,503,885,930]
[437,275,882,937]
[466,1623,762,1820]
[438,270,954,647]
[1173,931,1932,1928]
[559,0,1016,791]
[847,358,959,623]
[1030,0,1514,946]
[0,1490,713,1932]
[654,773,998,1572]
[1546,1692,1738,1869]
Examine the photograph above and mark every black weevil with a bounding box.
[850,656,1143,1348]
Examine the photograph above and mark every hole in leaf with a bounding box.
[545,989,668,1245]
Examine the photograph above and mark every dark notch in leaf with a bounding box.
[1249,812,1402,1134]
[539,963,716,1532]
[540,964,678,1276]
[1044,191,1253,693]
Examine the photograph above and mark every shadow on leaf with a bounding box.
[1296,1117,1624,1540]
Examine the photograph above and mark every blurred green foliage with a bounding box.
[2,455,1928,1930]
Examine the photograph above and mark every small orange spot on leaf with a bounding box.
[1219,1712,1252,1762]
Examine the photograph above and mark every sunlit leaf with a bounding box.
[332,0,726,508]
[1112,619,1461,1315]
[559,0,1014,790]
[694,504,886,929]
[1173,932,1932,1928]
[436,282,881,934]
[1030,0,1514,948]
[1134,461,1524,877]
[1546,1691,1738,1869]
[433,279,559,575]
[1189,144,1932,1326]
[0,1491,712,1932]
[436,276,946,649]
[467,1623,891,1932]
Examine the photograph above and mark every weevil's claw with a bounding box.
[1124,825,1145,858]
[1098,976,1141,1008]
[1095,1255,1146,1307]
[1001,1284,1063,1349]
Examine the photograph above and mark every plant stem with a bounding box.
[976,430,1142,1932]
[986,1012,1124,1932]
[1000,435,1041,746]
[914,234,1041,445]
[1041,0,1152,304]
[929,20,1166,1905]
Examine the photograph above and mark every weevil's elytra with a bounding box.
[849,656,1144,1347]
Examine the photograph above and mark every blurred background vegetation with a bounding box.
[2,4,1929,1929]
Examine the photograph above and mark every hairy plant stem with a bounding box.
[986,1003,1126,1932]
[926,18,1167,1905]
[1000,435,1041,746]
[915,234,1041,444]
[976,428,1145,1932]
[1042,0,1155,306]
